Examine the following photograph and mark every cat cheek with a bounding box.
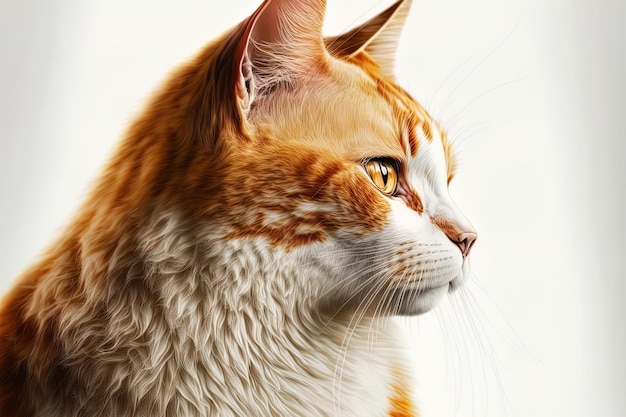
[395,182,424,214]
[334,174,392,235]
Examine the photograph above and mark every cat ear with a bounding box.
[234,0,328,113]
[325,0,412,78]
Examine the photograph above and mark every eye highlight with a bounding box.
[364,159,398,195]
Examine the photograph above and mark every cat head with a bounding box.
[118,0,476,317]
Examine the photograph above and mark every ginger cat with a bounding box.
[0,0,477,416]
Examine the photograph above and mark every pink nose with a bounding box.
[452,232,477,257]
[430,214,477,257]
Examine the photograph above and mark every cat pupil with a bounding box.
[380,162,388,185]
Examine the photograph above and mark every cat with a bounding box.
[0,0,477,416]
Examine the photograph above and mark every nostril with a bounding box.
[454,232,477,257]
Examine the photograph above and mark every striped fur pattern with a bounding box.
[0,0,476,416]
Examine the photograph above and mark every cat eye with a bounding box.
[364,159,398,195]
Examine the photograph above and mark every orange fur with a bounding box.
[388,368,419,417]
[389,384,418,417]
[441,129,458,183]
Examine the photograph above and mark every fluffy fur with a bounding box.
[0,0,476,416]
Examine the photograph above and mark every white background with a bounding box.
[1,0,624,416]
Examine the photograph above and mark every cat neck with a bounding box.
[132,218,408,417]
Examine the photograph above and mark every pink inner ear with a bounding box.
[250,0,327,45]
[233,0,329,111]
[249,0,283,46]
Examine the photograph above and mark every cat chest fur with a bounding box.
[141,217,415,417]
[77,219,417,417]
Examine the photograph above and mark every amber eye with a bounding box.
[364,159,398,195]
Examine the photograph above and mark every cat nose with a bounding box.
[451,232,477,257]
[430,214,477,257]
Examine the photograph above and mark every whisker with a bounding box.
[425,56,473,112]
[445,77,527,130]
[332,268,389,414]
[314,257,392,325]
[469,276,538,360]
[433,21,520,122]
[446,120,489,148]
[463,285,519,417]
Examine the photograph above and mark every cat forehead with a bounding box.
[250,52,451,167]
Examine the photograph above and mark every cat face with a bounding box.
[199,0,477,316]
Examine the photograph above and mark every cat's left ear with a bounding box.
[325,0,412,78]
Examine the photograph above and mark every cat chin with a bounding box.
[392,284,450,316]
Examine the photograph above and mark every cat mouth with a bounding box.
[390,260,461,289]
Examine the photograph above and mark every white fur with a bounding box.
[69,212,409,417]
